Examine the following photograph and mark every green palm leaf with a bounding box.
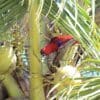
[41,0,100,99]
[42,0,100,59]
[0,0,28,33]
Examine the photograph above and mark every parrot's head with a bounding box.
[40,42,58,56]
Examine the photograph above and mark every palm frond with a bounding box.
[42,0,100,59]
[42,0,100,99]
[0,0,28,33]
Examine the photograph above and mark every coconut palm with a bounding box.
[0,0,100,100]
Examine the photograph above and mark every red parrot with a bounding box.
[41,35,79,73]
[41,35,77,55]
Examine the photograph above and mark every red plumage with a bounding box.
[41,35,76,55]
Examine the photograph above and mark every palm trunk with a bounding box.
[29,0,45,100]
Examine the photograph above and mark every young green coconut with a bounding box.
[0,46,16,74]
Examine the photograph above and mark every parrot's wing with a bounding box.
[53,39,76,67]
